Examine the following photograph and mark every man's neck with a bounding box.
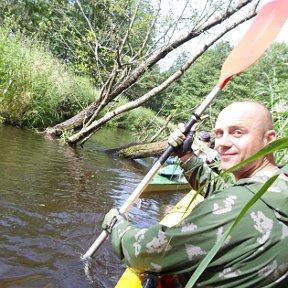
[252,164,280,178]
[234,159,278,181]
[237,162,288,181]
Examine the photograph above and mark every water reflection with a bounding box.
[0,126,184,288]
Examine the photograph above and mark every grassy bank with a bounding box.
[0,28,98,128]
[0,28,170,140]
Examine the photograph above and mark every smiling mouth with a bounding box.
[220,154,236,160]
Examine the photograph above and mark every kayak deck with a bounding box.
[145,174,191,193]
[145,163,191,193]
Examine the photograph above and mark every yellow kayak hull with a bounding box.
[115,190,204,288]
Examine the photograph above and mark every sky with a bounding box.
[157,0,288,70]
[223,1,288,45]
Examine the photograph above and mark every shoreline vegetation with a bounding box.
[0,28,169,139]
[0,27,287,164]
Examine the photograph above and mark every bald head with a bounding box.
[217,101,273,135]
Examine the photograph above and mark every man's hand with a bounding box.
[168,123,185,148]
[168,123,197,158]
[168,130,184,148]
[102,208,120,234]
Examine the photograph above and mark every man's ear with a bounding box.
[265,130,277,144]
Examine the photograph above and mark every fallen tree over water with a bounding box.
[107,139,168,159]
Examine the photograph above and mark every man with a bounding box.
[103,101,288,287]
[192,130,219,164]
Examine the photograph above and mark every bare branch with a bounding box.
[75,0,99,64]
[67,6,258,145]
[119,0,140,54]
[132,0,161,60]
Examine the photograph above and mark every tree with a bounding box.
[0,0,261,146]
[1,0,152,82]
[49,0,261,146]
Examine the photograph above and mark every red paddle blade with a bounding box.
[218,0,288,90]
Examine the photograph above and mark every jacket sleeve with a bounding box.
[110,213,208,275]
[110,186,253,276]
[180,155,233,197]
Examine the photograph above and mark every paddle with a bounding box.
[82,0,288,260]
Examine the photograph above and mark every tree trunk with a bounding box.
[107,140,168,159]
[44,0,259,143]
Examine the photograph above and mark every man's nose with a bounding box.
[216,133,232,148]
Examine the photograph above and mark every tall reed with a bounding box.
[0,28,98,129]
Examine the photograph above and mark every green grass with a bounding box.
[0,28,98,129]
[0,28,170,138]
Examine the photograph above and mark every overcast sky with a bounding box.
[223,1,288,45]
[157,0,287,70]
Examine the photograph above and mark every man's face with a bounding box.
[214,107,266,177]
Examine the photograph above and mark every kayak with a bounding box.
[144,174,191,193]
[115,190,204,287]
[145,163,191,193]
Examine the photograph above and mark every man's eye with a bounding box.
[233,130,243,137]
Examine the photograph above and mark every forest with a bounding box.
[0,0,287,153]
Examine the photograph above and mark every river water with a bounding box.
[0,125,184,288]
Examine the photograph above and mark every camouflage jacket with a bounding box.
[111,156,288,287]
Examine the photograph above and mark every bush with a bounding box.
[0,28,97,129]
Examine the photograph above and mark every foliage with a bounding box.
[0,0,156,85]
[0,28,97,128]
